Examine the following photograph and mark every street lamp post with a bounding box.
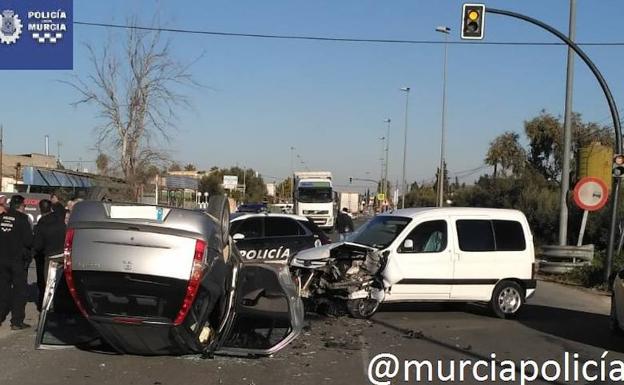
[379,136,385,197]
[400,87,410,209]
[384,118,391,205]
[290,146,295,201]
[436,25,451,208]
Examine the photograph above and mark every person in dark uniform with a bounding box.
[0,195,33,330]
[32,199,66,311]
[336,207,355,241]
[50,193,67,224]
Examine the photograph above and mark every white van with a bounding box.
[292,207,536,319]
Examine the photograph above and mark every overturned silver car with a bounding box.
[36,197,304,356]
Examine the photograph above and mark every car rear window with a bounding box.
[265,217,304,237]
[299,218,331,244]
[492,220,526,251]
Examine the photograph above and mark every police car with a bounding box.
[230,213,331,263]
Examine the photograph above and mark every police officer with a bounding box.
[0,195,34,330]
[33,199,66,311]
[336,207,355,241]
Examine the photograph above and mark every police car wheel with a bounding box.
[347,298,380,319]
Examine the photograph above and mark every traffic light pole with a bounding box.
[486,7,622,284]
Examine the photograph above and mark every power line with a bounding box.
[74,21,624,47]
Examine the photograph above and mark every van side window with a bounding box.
[456,220,495,252]
[492,220,526,251]
[398,220,447,253]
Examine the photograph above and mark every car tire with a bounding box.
[490,280,524,319]
[611,294,623,334]
[347,298,380,319]
[207,195,230,245]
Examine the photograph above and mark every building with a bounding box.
[1,153,57,191]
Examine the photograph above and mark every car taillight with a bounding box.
[173,239,206,326]
[63,228,89,318]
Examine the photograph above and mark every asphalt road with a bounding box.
[0,215,622,385]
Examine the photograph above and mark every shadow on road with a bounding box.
[369,315,567,385]
[378,301,491,316]
[519,304,624,353]
[376,301,624,354]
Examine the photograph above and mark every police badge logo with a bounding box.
[0,10,23,44]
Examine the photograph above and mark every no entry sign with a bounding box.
[573,177,609,211]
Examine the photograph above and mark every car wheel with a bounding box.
[347,298,380,319]
[611,294,623,334]
[490,281,524,319]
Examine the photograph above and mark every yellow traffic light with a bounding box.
[461,3,486,40]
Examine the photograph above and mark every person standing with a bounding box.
[50,193,66,223]
[336,207,355,242]
[0,196,7,215]
[32,199,66,311]
[0,195,33,330]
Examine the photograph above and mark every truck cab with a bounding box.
[293,172,334,231]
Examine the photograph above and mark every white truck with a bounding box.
[338,191,360,216]
[293,171,334,230]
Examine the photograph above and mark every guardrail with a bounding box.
[537,244,594,274]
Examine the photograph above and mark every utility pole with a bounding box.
[57,141,62,166]
[436,26,451,207]
[558,0,577,246]
[400,87,410,209]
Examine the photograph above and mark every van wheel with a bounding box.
[490,281,524,319]
[347,298,380,319]
[611,294,623,334]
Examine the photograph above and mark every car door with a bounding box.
[215,263,304,356]
[260,216,311,262]
[36,256,100,350]
[230,217,265,262]
[386,219,453,300]
[450,217,529,300]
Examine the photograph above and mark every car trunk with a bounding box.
[70,228,197,322]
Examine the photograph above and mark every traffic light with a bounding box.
[613,154,624,178]
[349,177,353,184]
[461,3,485,40]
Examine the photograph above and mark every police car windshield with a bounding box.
[297,187,332,203]
[349,215,411,249]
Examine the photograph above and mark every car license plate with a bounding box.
[110,205,167,221]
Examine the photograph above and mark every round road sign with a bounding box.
[573,176,609,211]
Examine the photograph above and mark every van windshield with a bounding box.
[349,216,411,249]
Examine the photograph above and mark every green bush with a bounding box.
[566,250,624,288]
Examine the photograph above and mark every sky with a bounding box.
[2,0,624,193]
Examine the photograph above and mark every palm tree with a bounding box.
[485,131,526,178]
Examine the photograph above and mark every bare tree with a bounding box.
[65,20,197,199]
